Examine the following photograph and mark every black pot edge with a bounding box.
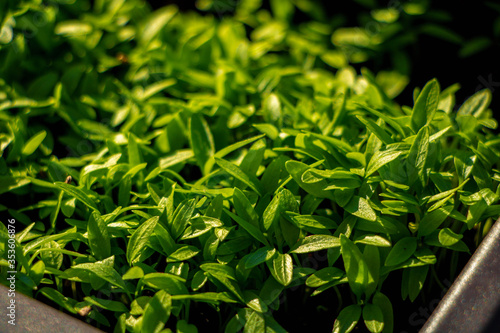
[0,282,102,333]
[420,217,500,333]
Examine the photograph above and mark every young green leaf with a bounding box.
[215,134,266,159]
[263,93,282,125]
[232,188,259,224]
[418,205,453,237]
[291,215,338,229]
[190,113,215,175]
[154,223,176,255]
[191,270,208,291]
[253,123,279,140]
[365,149,404,178]
[466,199,488,229]
[141,290,172,333]
[200,263,245,303]
[354,235,391,247]
[363,245,380,298]
[340,234,373,298]
[372,292,394,333]
[355,103,405,137]
[356,116,393,145]
[215,157,263,196]
[87,212,110,261]
[140,6,177,45]
[205,194,224,219]
[438,228,463,246]
[159,149,195,170]
[224,209,268,245]
[22,130,47,156]
[262,188,299,231]
[244,310,266,333]
[407,126,430,185]
[84,296,129,313]
[305,267,344,288]
[457,88,491,118]
[411,79,440,132]
[262,192,280,231]
[167,245,200,262]
[67,257,127,291]
[268,252,293,287]
[384,237,417,266]
[344,196,377,221]
[127,216,160,265]
[290,235,341,253]
[333,304,362,333]
[30,260,45,286]
[123,266,144,280]
[285,160,335,199]
[170,199,196,240]
[142,273,188,295]
[55,182,99,211]
[128,133,143,166]
[363,304,384,333]
[244,247,276,269]
[38,288,77,314]
[408,265,429,302]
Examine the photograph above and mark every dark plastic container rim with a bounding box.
[420,217,500,333]
[0,282,102,333]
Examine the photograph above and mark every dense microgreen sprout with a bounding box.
[1,1,500,332]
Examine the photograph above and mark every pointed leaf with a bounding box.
[384,237,417,266]
[215,158,263,196]
[408,265,429,302]
[290,235,341,253]
[418,205,453,237]
[233,188,259,224]
[285,160,334,199]
[366,150,404,178]
[306,267,344,287]
[333,305,362,333]
[407,126,430,185]
[244,247,276,269]
[345,196,377,221]
[268,252,293,286]
[127,216,159,265]
[22,130,47,155]
[224,209,268,245]
[87,212,111,261]
[55,182,99,211]
[215,134,266,159]
[363,304,384,333]
[372,292,393,333]
[141,290,172,333]
[190,114,215,175]
[438,228,463,247]
[167,245,200,262]
[170,199,196,239]
[457,89,491,118]
[411,79,440,131]
[356,116,393,145]
[340,234,373,298]
[68,257,126,290]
